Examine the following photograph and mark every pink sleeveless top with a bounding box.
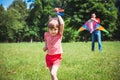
[44,32,63,55]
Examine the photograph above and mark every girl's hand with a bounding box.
[91,18,96,21]
[43,47,47,52]
[54,8,64,12]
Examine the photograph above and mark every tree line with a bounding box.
[0,0,120,43]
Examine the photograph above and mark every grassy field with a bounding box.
[0,42,120,80]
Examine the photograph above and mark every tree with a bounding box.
[0,5,6,42]
[64,0,118,41]
[8,0,28,42]
[0,4,4,11]
[0,0,119,42]
[26,0,56,42]
[26,0,43,42]
[114,0,120,40]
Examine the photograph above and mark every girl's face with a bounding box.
[48,27,59,36]
[91,13,96,18]
[48,17,59,36]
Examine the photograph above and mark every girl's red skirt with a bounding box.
[46,54,62,67]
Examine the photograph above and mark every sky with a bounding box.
[0,0,34,10]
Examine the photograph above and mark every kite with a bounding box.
[78,19,109,34]
[77,19,109,51]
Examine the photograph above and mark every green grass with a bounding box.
[0,42,120,80]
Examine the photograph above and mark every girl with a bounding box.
[43,14,64,80]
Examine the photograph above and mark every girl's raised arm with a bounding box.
[57,15,64,35]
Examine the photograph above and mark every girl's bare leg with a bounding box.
[49,65,59,80]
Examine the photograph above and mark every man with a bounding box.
[90,13,102,51]
[77,13,109,51]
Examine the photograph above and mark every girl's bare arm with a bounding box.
[43,41,47,52]
[57,15,64,35]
